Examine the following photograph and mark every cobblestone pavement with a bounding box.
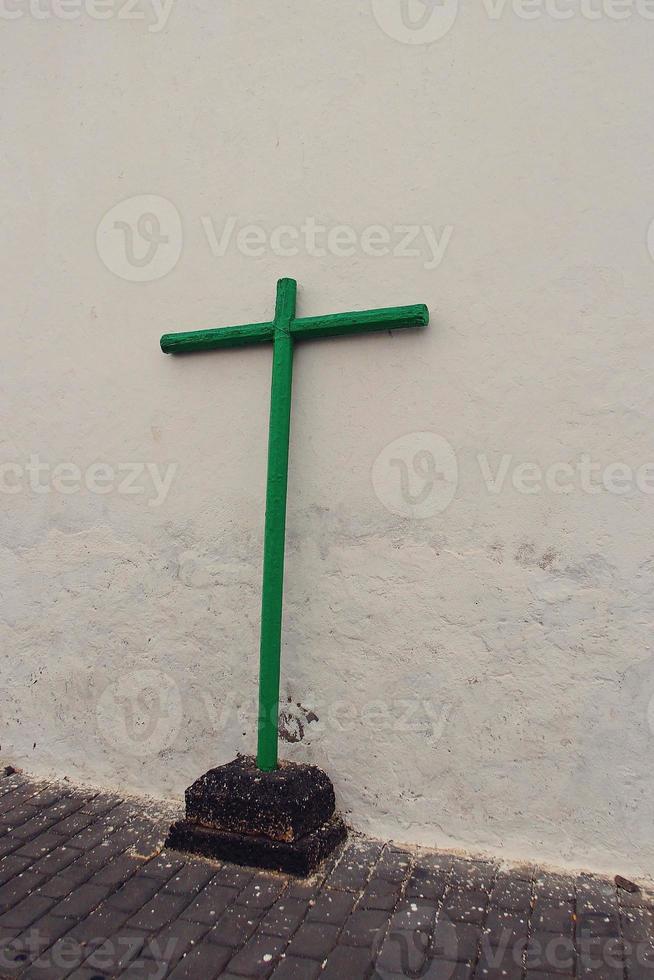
[0,771,651,979]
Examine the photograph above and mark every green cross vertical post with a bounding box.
[160,279,428,772]
[258,278,296,772]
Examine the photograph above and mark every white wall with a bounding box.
[2,0,654,878]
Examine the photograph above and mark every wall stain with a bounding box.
[279,699,319,743]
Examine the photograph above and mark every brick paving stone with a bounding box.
[326,859,372,892]
[180,882,239,925]
[164,941,232,979]
[0,854,34,884]
[576,874,618,909]
[81,837,134,869]
[443,886,490,924]
[405,866,449,902]
[51,882,111,919]
[526,933,576,974]
[90,853,143,889]
[0,781,28,803]
[46,859,99,892]
[451,859,498,893]
[490,873,533,912]
[577,911,622,939]
[80,928,146,974]
[14,832,71,861]
[210,863,253,890]
[320,942,374,978]
[0,925,73,976]
[375,919,433,976]
[10,815,67,843]
[39,873,92,900]
[84,929,144,976]
[357,875,402,911]
[305,888,355,925]
[139,917,207,965]
[208,903,266,948]
[126,892,191,932]
[534,873,575,904]
[59,905,130,948]
[620,889,654,911]
[622,906,654,941]
[346,840,385,865]
[476,941,525,979]
[21,911,77,949]
[0,946,37,975]
[0,870,44,910]
[531,901,575,934]
[48,796,92,819]
[445,921,483,963]
[235,877,287,911]
[67,821,130,854]
[579,892,620,919]
[282,878,318,903]
[374,846,412,885]
[325,845,378,892]
[392,899,438,932]
[50,811,97,839]
[625,962,654,980]
[578,963,624,980]
[483,907,529,948]
[0,893,56,929]
[0,806,40,833]
[415,850,454,873]
[120,956,184,979]
[269,954,322,980]
[0,923,23,942]
[106,875,163,913]
[0,837,23,860]
[31,845,81,878]
[224,930,287,977]
[432,962,473,980]
[366,958,471,980]
[79,794,121,817]
[120,822,167,855]
[258,898,308,938]
[109,922,203,977]
[285,920,340,960]
[137,853,186,881]
[340,908,392,948]
[21,932,93,980]
[160,860,216,896]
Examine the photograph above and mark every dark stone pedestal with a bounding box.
[165,755,347,876]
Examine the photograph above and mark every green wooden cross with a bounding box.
[160,279,428,772]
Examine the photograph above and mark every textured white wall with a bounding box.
[2,0,654,878]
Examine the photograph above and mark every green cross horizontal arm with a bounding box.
[160,280,428,772]
[160,303,428,354]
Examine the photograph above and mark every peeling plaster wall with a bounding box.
[2,2,654,878]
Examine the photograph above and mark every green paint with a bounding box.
[160,280,429,772]
[257,279,296,772]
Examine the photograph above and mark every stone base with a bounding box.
[165,813,347,876]
[184,755,336,843]
[165,756,347,876]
